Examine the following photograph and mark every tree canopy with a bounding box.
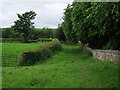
[61,2,119,50]
[12,11,37,42]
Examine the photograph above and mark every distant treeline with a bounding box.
[1,28,56,40]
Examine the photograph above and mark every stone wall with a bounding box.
[78,41,120,63]
[92,50,120,63]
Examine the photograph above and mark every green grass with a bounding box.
[2,42,48,66]
[2,44,119,88]
[2,42,48,55]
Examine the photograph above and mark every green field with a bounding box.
[2,42,48,55]
[2,44,118,88]
[2,42,48,66]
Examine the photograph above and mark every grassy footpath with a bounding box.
[2,44,119,88]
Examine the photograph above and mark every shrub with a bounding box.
[30,38,52,43]
[1,38,52,43]
[37,38,52,42]
[30,28,55,40]
[21,39,62,66]
[2,38,23,42]
[81,48,93,58]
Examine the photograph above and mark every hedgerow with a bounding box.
[31,38,52,43]
[21,39,62,66]
[2,38,23,42]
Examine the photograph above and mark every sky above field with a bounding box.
[0,0,73,28]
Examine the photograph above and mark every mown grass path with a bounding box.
[2,44,118,88]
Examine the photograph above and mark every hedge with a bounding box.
[1,38,23,42]
[31,38,52,43]
[1,38,52,43]
[21,39,62,66]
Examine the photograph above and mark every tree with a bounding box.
[2,28,13,38]
[2,28,22,38]
[85,2,119,49]
[56,24,66,42]
[29,28,55,40]
[12,11,37,42]
[62,2,119,50]
[63,4,77,43]
[71,2,92,44]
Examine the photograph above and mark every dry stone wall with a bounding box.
[92,50,120,63]
[78,41,120,63]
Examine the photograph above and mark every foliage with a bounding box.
[62,2,119,50]
[12,11,37,42]
[2,38,23,42]
[55,24,66,42]
[63,4,77,43]
[37,38,52,42]
[1,27,56,40]
[2,28,21,38]
[30,28,55,40]
[80,48,93,57]
[30,38,52,43]
[2,28,13,38]
[22,39,62,66]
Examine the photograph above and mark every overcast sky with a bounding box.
[0,0,73,28]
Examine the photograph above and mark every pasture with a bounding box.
[2,44,119,88]
[2,42,48,66]
[2,42,48,55]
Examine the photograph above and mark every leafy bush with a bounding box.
[1,38,52,43]
[1,27,56,40]
[21,39,62,66]
[2,28,22,38]
[55,25,66,42]
[30,28,56,40]
[30,38,52,43]
[37,38,52,42]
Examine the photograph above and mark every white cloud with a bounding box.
[0,2,72,28]
[0,0,73,3]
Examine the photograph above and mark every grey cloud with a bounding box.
[0,2,69,28]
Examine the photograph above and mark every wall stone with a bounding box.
[78,41,120,63]
[92,50,120,63]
